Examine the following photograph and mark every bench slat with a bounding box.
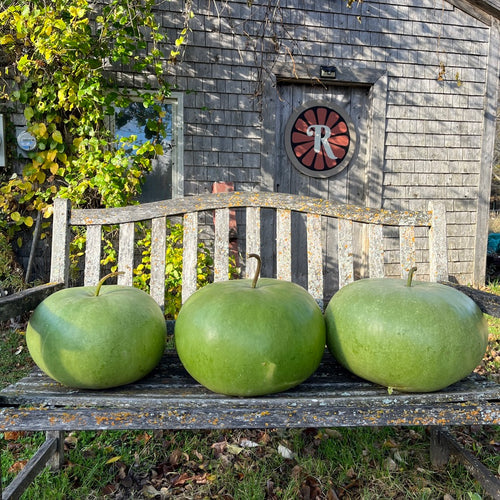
[214,208,229,282]
[117,222,135,286]
[338,219,354,287]
[399,226,416,278]
[150,217,167,307]
[368,224,385,278]
[50,198,71,285]
[182,212,198,303]
[245,206,261,279]
[1,397,497,431]
[307,213,323,307]
[276,209,291,281]
[429,201,449,281]
[84,225,102,286]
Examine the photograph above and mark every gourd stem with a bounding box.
[95,271,124,297]
[406,267,418,287]
[248,254,261,289]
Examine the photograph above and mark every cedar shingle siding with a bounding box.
[144,0,499,285]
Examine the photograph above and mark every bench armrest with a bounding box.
[441,281,500,318]
[0,283,64,322]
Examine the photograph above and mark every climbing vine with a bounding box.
[0,0,191,237]
[0,0,212,309]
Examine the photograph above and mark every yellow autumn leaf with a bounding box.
[32,122,47,138]
[11,211,21,222]
[46,149,57,162]
[36,171,46,183]
[0,34,15,45]
[105,455,122,464]
[24,216,34,227]
[43,205,54,218]
[49,162,59,175]
[52,130,63,144]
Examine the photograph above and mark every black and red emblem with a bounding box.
[284,101,358,178]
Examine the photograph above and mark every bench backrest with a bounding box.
[50,192,448,310]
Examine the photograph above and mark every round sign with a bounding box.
[284,101,358,178]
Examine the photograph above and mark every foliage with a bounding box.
[132,221,214,319]
[0,0,190,238]
[0,230,25,293]
[0,0,199,298]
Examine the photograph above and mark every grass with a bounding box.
[1,301,499,499]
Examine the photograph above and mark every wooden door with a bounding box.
[264,83,371,297]
[275,83,370,203]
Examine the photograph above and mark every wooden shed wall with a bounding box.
[120,0,500,285]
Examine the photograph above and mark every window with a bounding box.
[112,92,184,202]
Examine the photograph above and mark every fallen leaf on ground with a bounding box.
[3,431,25,441]
[8,460,28,473]
[277,444,295,459]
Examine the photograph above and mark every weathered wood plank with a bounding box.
[50,198,71,285]
[368,224,385,278]
[428,201,449,282]
[182,213,198,303]
[0,283,64,322]
[214,208,229,282]
[338,219,354,287]
[117,222,135,286]
[245,207,261,279]
[150,217,167,307]
[1,400,498,431]
[84,225,101,286]
[399,225,416,279]
[276,209,291,281]
[306,213,323,307]
[69,192,432,227]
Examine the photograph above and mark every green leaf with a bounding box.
[24,107,34,122]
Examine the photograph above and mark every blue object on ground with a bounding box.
[487,233,500,254]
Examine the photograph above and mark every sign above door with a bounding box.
[284,101,358,178]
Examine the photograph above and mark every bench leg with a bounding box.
[1,431,64,500]
[430,427,500,498]
[429,426,450,467]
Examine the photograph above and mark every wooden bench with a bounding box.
[1,191,499,499]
